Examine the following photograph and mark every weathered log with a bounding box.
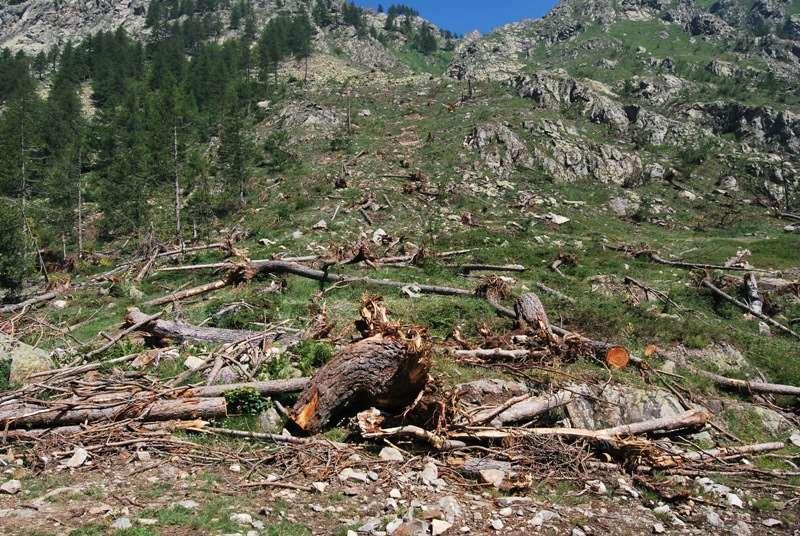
[86,311,163,359]
[362,425,466,450]
[290,332,431,434]
[453,348,532,360]
[452,409,709,446]
[472,390,573,427]
[742,273,764,315]
[0,291,61,314]
[678,441,786,462]
[187,378,310,398]
[693,368,800,397]
[457,264,525,274]
[514,293,555,342]
[702,278,800,340]
[605,346,631,369]
[144,279,229,307]
[0,396,226,429]
[125,307,299,346]
[645,251,775,274]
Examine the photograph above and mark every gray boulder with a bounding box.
[1,334,54,385]
[566,384,684,430]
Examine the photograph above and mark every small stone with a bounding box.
[358,517,381,532]
[339,467,369,483]
[312,481,328,493]
[0,480,21,494]
[229,463,241,473]
[379,447,404,462]
[62,447,89,468]
[490,518,503,530]
[479,469,505,488]
[530,510,560,527]
[176,499,199,510]
[732,520,751,535]
[257,407,283,434]
[389,488,402,499]
[727,493,743,508]
[112,517,132,530]
[498,507,512,517]
[136,450,151,462]
[183,355,206,370]
[51,299,68,309]
[386,518,403,535]
[431,519,452,536]
[706,511,724,528]
[420,462,438,484]
[653,523,665,534]
[572,528,586,536]
[762,518,782,527]
[367,471,379,481]
[230,513,253,525]
[790,432,800,447]
[438,496,462,523]
[138,518,158,526]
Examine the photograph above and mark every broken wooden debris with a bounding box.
[470,389,573,427]
[186,378,309,398]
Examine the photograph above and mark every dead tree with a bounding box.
[513,293,556,343]
[290,330,431,434]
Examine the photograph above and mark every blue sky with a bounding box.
[353,1,559,35]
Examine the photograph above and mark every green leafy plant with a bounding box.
[295,340,334,375]
[224,387,267,415]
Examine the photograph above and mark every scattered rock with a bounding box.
[111,517,132,530]
[431,519,453,536]
[2,334,54,385]
[438,496,462,523]
[339,467,369,483]
[176,499,199,510]
[762,518,782,527]
[257,407,284,434]
[706,511,724,528]
[183,355,206,370]
[479,469,506,488]
[420,462,439,485]
[379,447,404,462]
[230,513,253,525]
[0,480,21,495]
[61,447,89,468]
[531,509,560,527]
[490,518,504,530]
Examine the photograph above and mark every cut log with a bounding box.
[453,348,533,360]
[702,278,800,340]
[693,368,800,397]
[605,346,631,369]
[0,396,226,429]
[472,390,573,427]
[186,378,310,398]
[125,307,300,346]
[290,331,431,434]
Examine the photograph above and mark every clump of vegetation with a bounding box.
[224,387,268,415]
[295,340,334,375]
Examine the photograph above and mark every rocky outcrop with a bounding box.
[464,122,534,177]
[566,383,685,430]
[688,13,734,37]
[276,102,344,132]
[691,101,800,155]
[1,333,53,385]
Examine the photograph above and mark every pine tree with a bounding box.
[0,197,30,294]
[413,23,438,55]
[313,0,331,27]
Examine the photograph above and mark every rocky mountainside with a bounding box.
[449,0,800,211]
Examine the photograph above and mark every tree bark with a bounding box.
[472,390,573,427]
[290,333,431,434]
[187,378,309,398]
[125,307,298,346]
[143,279,229,307]
[693,368,800,396]
[0,291,61,314]
[0,396,226,429]
[514,292,555,341]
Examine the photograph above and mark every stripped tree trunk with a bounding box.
[514,292,555,342]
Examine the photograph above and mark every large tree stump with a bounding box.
[290,330,431,434]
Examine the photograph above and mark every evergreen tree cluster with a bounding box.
[0,10,317,289]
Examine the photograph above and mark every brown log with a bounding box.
[290,332,431,434]
[186,378,310,398]
[693,368,800,396]
[0,396,226,429]
[702,278,800,340]
[472,390,573,427]
[125,307,299,346]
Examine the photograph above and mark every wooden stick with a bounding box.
[0,291,61,314]
[205,427,312,445]
[363,425,467,450]
[693,368,800,396]
[453,348,532,360]
[701,278,800,340]
[456,264,525,274]
[647,252,775,274]
[681,441,786,461]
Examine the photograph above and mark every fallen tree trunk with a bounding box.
[453,348,532,360]
[362,425,466,450]
[186,378,309,398]
[86,311,163,359]
[144,279,229,307]
[0,396,226,429]
[0,291,62,315]
[680,441,786,462]
[290,332,431,434]
[514,292,555,341]
[457,264,525,274]
[693,368,800,397]
[701,278,800,340]
[472,390,573,427]
[451,409,709,446]
[125,307,299,346]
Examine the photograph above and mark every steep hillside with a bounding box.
[0,1,799,535]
